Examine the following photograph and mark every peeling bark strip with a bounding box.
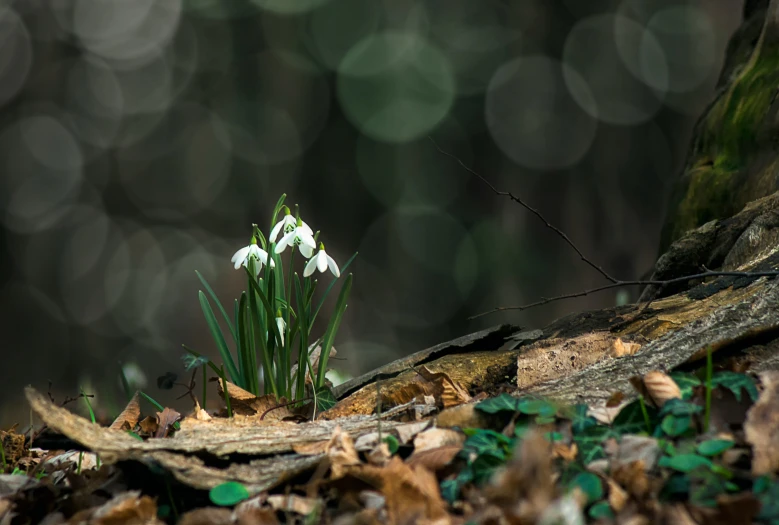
[25,387,407,492]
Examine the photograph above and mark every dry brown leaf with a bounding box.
[366,442,392,466]
[412,428,464,453]
[406,445,461,472]
[745,371,779,475]
[484,431,554,523]
[394,421,430,444]
[612,460,652,500]
[138,416,158,436]
[605,391,625,407]
[606,478,628,513]
[266,494,321,516]
[663,504,697,525]
[642,371,681,407]
[217,381,293,420]
[381,457,449,525]
[552,442,578,462]
[326,426,361,479]
[611,435,661,470]
[154,407,181,438]
[611,338,642,357]
[235,498,280,525]
[179,507,233,525]
[109,392,141,431]
[90,491,161,525]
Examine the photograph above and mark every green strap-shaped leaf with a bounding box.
[196,271,236,342]
[198,291,240,386]
[316,274,353,389]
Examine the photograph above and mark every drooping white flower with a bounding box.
[270,208,313,243]
[304,243,340,278]
[274,217,316,257]
[231,238,275,276]
[275,314,286,346]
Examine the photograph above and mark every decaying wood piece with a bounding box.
[324,191,779,417]
[25,387,410,492]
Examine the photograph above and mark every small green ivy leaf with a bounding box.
[696,439,734,457]
[588,501,614,520]
[209,481,250,506]
[315,386,337,412]
[383,435,400,455]
[440,479,460,504]
[570,472,603,504]
[669,372,702,400]
[659,398,703,417]
[659,454,712,473]
[517,399,556,417]
[711,372,758,402]
[661,414,692,437]
[567,404,598,433]
[534,415,556,425]
[475,394,521,414]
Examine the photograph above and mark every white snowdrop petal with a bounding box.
[304,257,317,277]
[327,254,340,277]
[316,250,328,272]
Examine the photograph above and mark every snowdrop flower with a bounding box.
[274,217,316,257]
[304,243,340,278]
[270,208,312,244]
[231,238,275,276]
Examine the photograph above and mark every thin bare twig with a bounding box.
[428,136,619,283]
[469,271,779,319]
[429,138,779,319]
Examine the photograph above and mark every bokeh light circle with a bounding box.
[0,8,33,109]
[0,115,83,233]
[563,14,666,125]
[304,0,380,70]
[337,32,455,143]
[486,55,597,170]
[644,5,717,93]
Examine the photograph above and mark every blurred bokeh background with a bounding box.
[0,0,743,425]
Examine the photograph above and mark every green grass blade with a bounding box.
[316,274,352,389]
[311,252,357,326]
[80,388,97,424]
[198,291,241,386]
[246,274,276,396]
[237,292,251,390]
[196,271,236,342]
[294,274,309,400]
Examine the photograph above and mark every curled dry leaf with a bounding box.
[406,445,461,473]
[611,337,642,358]
[154,407,181,438]
[611,460,652,501]
[266,494,322,516]
[178,507,233,525]
[218,381,293,420]
[395,421,430,444]
[611,435,661,470]
[412,428,464,453]
[642,371,681,407]
[552,442,578,462]
[484,431,554,523]
[90,491,161,525]
[606,478,628,513]
[109,391,141,431]
[138,415,158,436]
[745,371,779,475]
[326,426,361,480]
[366,442,392,466]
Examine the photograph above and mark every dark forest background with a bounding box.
[0,0,742,425]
